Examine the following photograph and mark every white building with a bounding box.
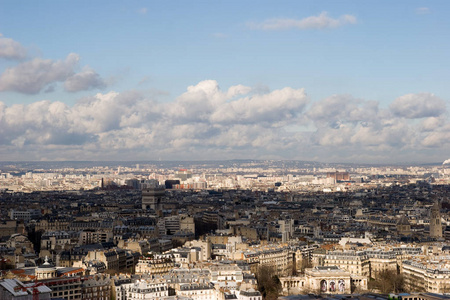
[177,283,216,300]
[128,280,169,300]
[279,266,367,296]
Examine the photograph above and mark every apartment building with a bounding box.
[127,280,169,300]
[324,250,370,277]
[403,257,450,293]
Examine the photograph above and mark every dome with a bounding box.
[36,256,57,279]
[397,215,410,226]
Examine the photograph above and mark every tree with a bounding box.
[256,265,282,300]
[299,256,312,274]
[369,269,405,294]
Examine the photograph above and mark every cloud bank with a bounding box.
[0,80,448,162]
[248,12,357,30]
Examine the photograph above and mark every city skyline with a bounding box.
[0,1,449,163]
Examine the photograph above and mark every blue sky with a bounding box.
[0,1,449,163]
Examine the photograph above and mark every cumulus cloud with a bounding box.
[390,93,446,119]
[166,80,227,123]
[0,34,27,60]
[166,80,308,126]
[0,81,308,159]
[0,81,449,163]
[64,66,107,92]
[307,95,379,125]
[248,12,357,30]
[306,92,450,157]
[420,116,446,132]
[211,87,308,125]
[0,53,79,94]
[0,99,93,148]
[421,130,450,148]
[0,52,107,94]
[226,84,252,98]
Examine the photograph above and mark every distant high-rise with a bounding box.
[429,201,443,238]
[326,171,350,181]
[174,169,192,181]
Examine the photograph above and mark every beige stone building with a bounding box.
[0,220,26,238]
[403,257,450,293]
[366,250,397,279]
[324,251,370,277]
[78,230,113,245]
[35,219,70,232]
[127,279,169,300]
[80,274,111,300]
[279,266,368,296]
[177,283,216,299]
[135,255,175,275]
[184,240,212,261]
[117,239,154,255]
[85,248,138,274]
[180,214,195,234]
[243,246,294,276]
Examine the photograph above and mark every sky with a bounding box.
[0,0,449,163]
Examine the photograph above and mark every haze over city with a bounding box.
[0,1,449,163]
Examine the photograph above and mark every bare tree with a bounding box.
[257,265,282,300]
[370,269,405,294]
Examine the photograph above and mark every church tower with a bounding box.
[430,201,443,238]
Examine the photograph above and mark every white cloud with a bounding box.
[390,93,446,119]
[306,93,449,157]
[307,95,380,126]
[0,34,27,60]
[0,81,449,163]
[64,66,107,92]
[226,84,252,98]
[211,86,308,125]
[166,80,227,123]
[0,53,79,94]
[421,126,450,148]
[420,116,446,132]
[0,53,107,94]
[248,12,357,30]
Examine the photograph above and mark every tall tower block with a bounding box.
[430,201,443,238]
